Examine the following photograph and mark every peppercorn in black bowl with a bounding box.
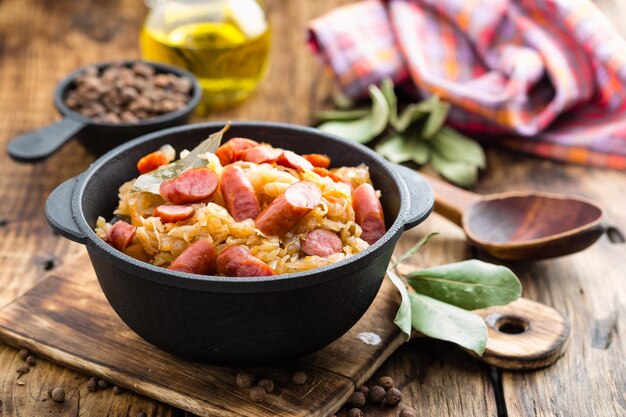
[7,60,201,163]
[45,121,434,366]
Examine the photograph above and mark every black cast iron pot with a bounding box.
[45,121,434,367]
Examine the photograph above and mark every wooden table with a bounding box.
[0,1,624,416]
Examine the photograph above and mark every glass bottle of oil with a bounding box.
[140,0,271,113]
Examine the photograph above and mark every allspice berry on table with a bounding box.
[97,379,109,390]
[368,385,386,403]
[250,386,266,402]
[137,412,148,417]
[385,388,403,406]
[258,378,275,393]
[236,372,255,388]
[399,407,419,417]
[348,391,367,408]
[347,408,364,417]
[292,371,307,385]
[357,386,369,396]
[18,349,29,361]
[113,386,122,395]
[87,377,98,392]
[25,356,36,367]
[377,376,395,390]
[50,387,65,403]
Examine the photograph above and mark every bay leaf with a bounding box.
[375,134,412,164]
[431,127,486,168]
[131,122,231,194]
[387,270,413,341]
[393,102,430,132]
[310,108,371,121]
[317,85,390,144]
[409,292,487,355]
[407,260,522,310]
[430,150,478,187]
[381,78,398,125]
[422,96,450,138]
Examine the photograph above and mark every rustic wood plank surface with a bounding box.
[0,0,624,416]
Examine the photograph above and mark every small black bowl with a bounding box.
[7,60,202,163]
[45,121,434,366]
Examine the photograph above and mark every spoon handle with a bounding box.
[424,175,482,226]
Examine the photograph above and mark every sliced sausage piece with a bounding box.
[159,168,218,204]
[301,229,343,257]
[276,151,314,171]
[105,220,136,251]
[153,204,195,223]
[220,165,260,221]
[302,154,331,168]
[215,138,259,166]
[216,246,276,277]
[352,183,386,245]
[168,238,217,275]
[235,145,280,164]
[255,181,322,236]
[312,167,353,191]
[137,151,169,174]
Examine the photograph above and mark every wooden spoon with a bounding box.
[426,175,605,260]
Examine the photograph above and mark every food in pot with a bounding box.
[64,62,192,123]
[95,135,386,276]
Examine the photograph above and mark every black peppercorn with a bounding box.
[25,356,36,367]
[399,407,418,417]
[97,379,109,390]
[258,378,275,393]
[377,376,394,390]
[368,385,386,403]
[292,371,307,385]
[137,412,148,417]
[18,349,29,361]
[87,377,98,392]
[348,391,367,408]
[347,408,364,417]
[385,388,402,406]
[50,387,65,403]
[113,386,122,395]
[250,386,266,402]
[236,372,255,388]
[16,365,29,375]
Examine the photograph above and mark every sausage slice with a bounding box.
[216,246,276,277]
[153,205,195,223]
[255,181,322,236]
[220,165,261,221]
[276,151,314,171]
[302,154,331,168]
[105,220,136,251]
[168,238,217,275]
[159,168,218,204]
[235,145,280,164]
[301,229,343,257]
[137,151,169,174]
[352,183,386,245]
[215,138,259,166]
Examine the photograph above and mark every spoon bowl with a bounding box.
[427,175,605,260]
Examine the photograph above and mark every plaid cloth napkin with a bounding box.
[308,0,626,169]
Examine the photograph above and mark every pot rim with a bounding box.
[72,121,424,293]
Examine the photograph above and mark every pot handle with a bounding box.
[392,164,434,231]
[7,118,86,163]
[45,176,87,244]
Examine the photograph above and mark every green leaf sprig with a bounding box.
[387,233,522,355]
[131,122,231,194]
[314,79,486,187]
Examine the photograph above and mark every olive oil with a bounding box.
[140,0,271,113]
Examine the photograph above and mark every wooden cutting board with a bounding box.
[0,253,405,417]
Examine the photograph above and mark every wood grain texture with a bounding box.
[477,151,626,417]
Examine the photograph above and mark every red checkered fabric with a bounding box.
[308,0,626,169]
